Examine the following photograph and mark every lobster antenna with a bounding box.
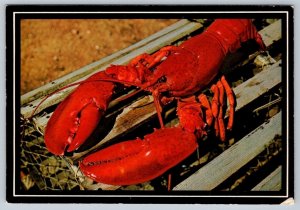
[29,80,89,119]
[114,88,145,103]
[29,78,148,120]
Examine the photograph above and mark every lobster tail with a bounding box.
[206,19,266,54]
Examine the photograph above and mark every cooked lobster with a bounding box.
[43,19,266,186]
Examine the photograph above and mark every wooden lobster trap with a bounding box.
[20,19,285,192]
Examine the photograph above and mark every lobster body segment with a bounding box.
[42,19,266,186]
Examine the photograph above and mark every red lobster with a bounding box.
[43,19,265,186]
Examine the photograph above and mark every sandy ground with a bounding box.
[21,19,178,94]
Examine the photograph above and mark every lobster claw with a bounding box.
[79,127,198,185]
[44,72,115,155]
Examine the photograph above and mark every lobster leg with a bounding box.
[219,76,236,140]
[209,76,235,141]
[152,84,171,128]
[130,46,176,69]
[211,84,220,137]
[146,46,176,68]
[217,80,226,141]
[198,93,214,127]
[221,75,235,130]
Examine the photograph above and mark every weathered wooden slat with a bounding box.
[251,165,282,191]
[259,19,282,47]
[173,111,282,190]
[226,60,282,114]
[21,19,203,107]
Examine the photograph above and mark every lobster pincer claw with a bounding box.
[79,127,198,186]
[44,72,115,155]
